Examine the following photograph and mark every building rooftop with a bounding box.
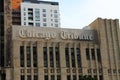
[23,0,59,5]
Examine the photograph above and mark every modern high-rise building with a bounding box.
[12,0,60,27]
[0,0,120,80]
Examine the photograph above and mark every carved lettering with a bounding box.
[18,29,94,41]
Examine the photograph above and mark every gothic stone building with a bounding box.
[1,17,120,80]
[0,0,120,80]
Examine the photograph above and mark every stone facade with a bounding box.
[2,1,120,79]
[2,18,119,80]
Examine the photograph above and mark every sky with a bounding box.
[43,0,120,29]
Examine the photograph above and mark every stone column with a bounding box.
[37,41,44,80]
[53,43,57,80]
[80,42,88,75]
[24,42,27,80]
[6,68,13,80]
[59,42,66,80]
[12,40,21,80]
[95,45,100,80]
[30,42,34,80]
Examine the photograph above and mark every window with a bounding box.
[76,48,81,68]
[28,22,33,26]
[54,10,57,13]
[88,69,91,73]
[118,69,120,73]
[28,13,33,17]
[26,46,31,67]
[24,17,26,20]
[65,48,70,67]
[57,75,61,80]
[24,8,26,11]
[20,46,24,67]
[50,10,52,12]
[99,75,103,80]
[86,48,90,60]
[28,8,33,12]
[57,69,60,73]
[34,75,38,80]
[44,69,48,73]
[28,8,33,21]
[27,75,31,80]
[44,75,48,80]
[67,75,71,80]
[51,23,53,26]
[97,49,101,62]
[79,75,82,80]
[24,22,26,25]
[91,49,95,60]
[51,75,54,80]
[54,14,58,18]
[51,14,53,17]
[43,18,47,22]
[43,23,47,27]
[73,75,76,80]
[35,17,40,21]
[35,9,40,21]
[43,14,46,17]
[21,75,25,80]
[43,47,48,67]
[35,23,40,27]
[113,69,116,73]
[27,69,31,73]
[50,69,54,73]
[1,42,4,67]
[93,69,97,73]
[28,17,33,21]
[43,9,46,12]
[33,46,37,67]
[71,48,75,67]
[94,75,97,80]
[55,24,58,27]
[55,47,60,68]
[35,9,40,14]
[35,16,40,21]
[49,47,54,67]
[54,19,58,22]
[24,12,26,16]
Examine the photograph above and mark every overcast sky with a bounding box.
[43,0,120,29]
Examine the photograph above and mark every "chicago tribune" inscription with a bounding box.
[19,29,94,40]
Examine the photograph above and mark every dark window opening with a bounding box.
[56,47,60,68]
[20,46,24,67]
[91,49,95,60]
[97,49,101,62]
[44,75,48,80]
[21,75,25,80]
[51,75,54,80]
[76,48,81,68]
[50,47,54,67]
[33,46,37,67]
[27,75,31,80]
[26,46,31,67]
[34,75,38,80]
[71,48,75,67]
[57,75,61,80]
[67,75,71,80]
[43,47,48,67]
[86,48,90,60]
[73,75,76,80]
[65,48,70,67]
